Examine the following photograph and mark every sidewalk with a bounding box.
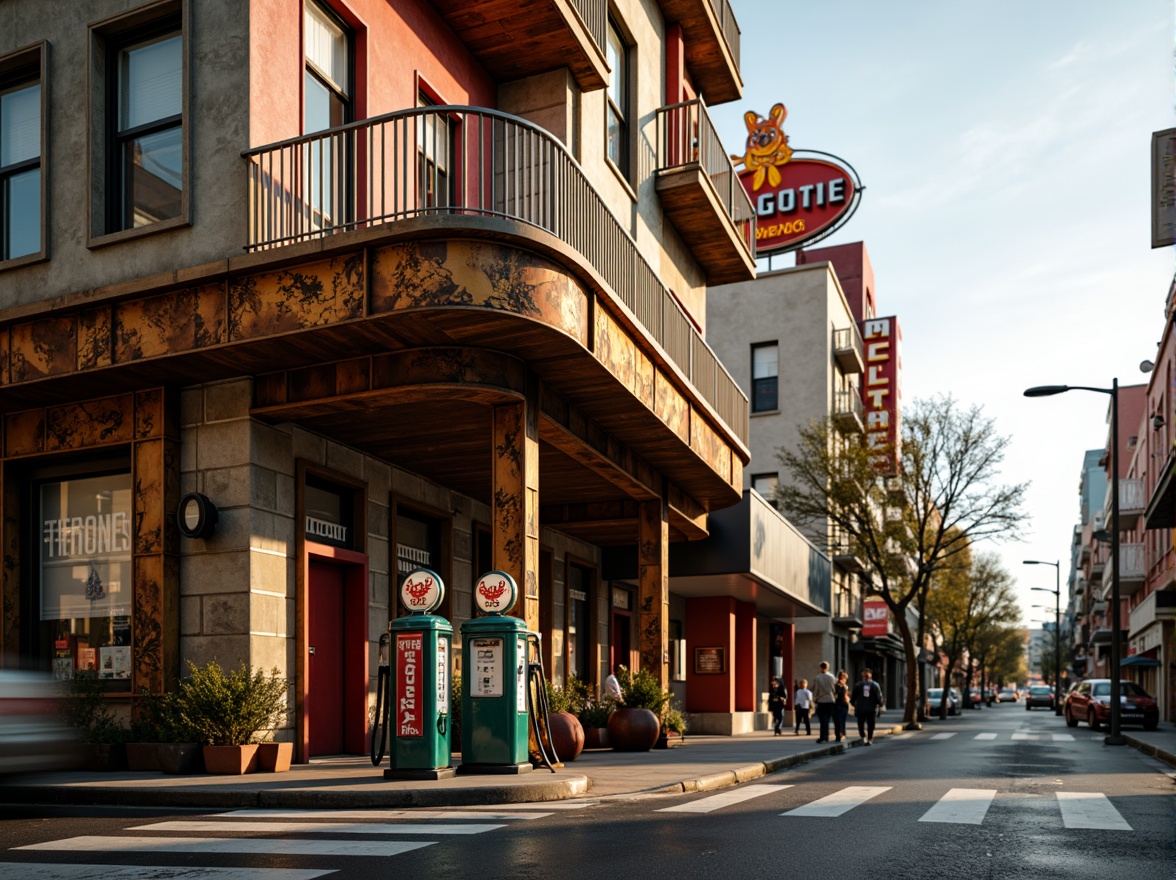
[2,718,1171,810]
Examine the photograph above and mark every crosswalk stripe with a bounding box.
[918,788,997,825]
[782,786,891,817]
[889,732,916,740]
[1056,792,1132,830]
[0,865,332,880]
[15,836,434,857]
[974,733,998,740]
[450,802,593,810]
[130,820,504,835]
[219,808,551,820]
[658,784,793,813]
[1011,733,1037,740]
[930,733,955,740]
[1051,733,1075,742]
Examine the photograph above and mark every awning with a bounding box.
[1144,446,1176,529]
[1121,655,1161,667]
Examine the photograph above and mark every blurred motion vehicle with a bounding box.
[1064,679,1159,731]
[0,670,82,775]
[1024,684,1054,710]
[998,687,1018,702]
[927,687,961,716]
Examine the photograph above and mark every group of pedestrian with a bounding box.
[767,663,884,745]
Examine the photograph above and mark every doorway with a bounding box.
[610,608,632,674]
[308,560,344,755]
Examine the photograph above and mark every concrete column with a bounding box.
[734,600,756,711]
[638,496,669,687]
[492,376,540,632]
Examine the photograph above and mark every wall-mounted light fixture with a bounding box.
[177,492,218,539]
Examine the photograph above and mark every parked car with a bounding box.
[927,687,961,716]
[1064,679,1159,731]
[0,670,82,776]
[1024,684,1054,710]
[997,687,1018,702]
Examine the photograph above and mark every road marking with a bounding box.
[1051,733,1075,742]
[658,784,793,813]
[918,788,997,825]
[131,820,504,835]
[0,866,333,880]
[889,732,916,740]
[447,802,593,810]
[782,786,891,818]
[930,733,956,740]
[15,836,433,857]
[974,733,998,740]
[219,808,551,820]
[1056,792,1132,830]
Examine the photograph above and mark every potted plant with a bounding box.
[60,671,131,770]
[607,666,669,752]
[657,702,688,749]
[577,695,615,749]
[543,677,585,762]
[172,660,289,775]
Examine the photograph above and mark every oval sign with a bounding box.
[474,570,518,614]
[740,153,860,255]
[400,567,445,614]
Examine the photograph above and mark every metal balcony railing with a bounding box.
[568,0,606,58]
[832,325,864,374]
[833,388,864,433]
[655,98,755,255]
[706,0,741,68]
[242,106,748,445]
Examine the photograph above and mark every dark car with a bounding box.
[1064,679,1159,731]
[1024,684,1054,710]
[926,687,960,716]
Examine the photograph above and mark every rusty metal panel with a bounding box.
[5,409,44,457]
[690,412,731,480]
[45,396,134,451]
[10,315,76,382]
[134,389,164,440]
[132,554,165,695]
[593,309,636,394]
[0,327,9,386]
[114,284,227,362]
[77,307,113,371]
[132,439,164,556]
[229,254,364,341]
[654,371,689,442]
[638,497,669,688]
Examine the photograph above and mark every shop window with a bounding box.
[36,471,133,691]
[751,342,778,412]
[304,475,357,550]
[395,508,443,617]
[567,561,595,682]
[751,472,778,506]
[0,45,43,264]
[304,0,352,230]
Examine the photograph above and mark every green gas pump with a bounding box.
[458,571,533,774]
[382,567,455,781]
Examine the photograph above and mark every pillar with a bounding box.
[734,600,755,711]
[492,375,540,632]
[638,496,669,688]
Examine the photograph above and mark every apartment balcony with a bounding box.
[655,99,755,285]
[427,0,608,91]
[829,524,865,574]
[1100,542,1146,600]
[833,592,864,629]
[832,325,864,374]
[1104,478,1145,531]
[832,387,864,434]
[655,0,742,104]
[242,106,747,452]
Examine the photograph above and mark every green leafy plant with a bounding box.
[663,703,688,735]
[171,660,288,746]
[60,671,130,744]
[576,696,615,728]
[545,674,591,715]
[450,670,462,750]
[615,666,671,715]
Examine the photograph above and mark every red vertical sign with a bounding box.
[860,315,902,474]
[396,632,423,738]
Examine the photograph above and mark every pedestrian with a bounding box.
[851,668,884,745]
[833,669,850,742]
[768,676,789,735]
[602,668,623,702]
[811,661,837,743]
[793,679,813,735]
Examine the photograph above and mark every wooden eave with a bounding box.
[656,0,742,104]
[655,165,755,285]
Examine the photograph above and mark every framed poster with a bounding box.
[694,646,726,674]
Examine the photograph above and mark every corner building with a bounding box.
[0,0,754,760]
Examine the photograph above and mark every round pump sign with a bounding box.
[400,567,445,614]
[474,570,518,614]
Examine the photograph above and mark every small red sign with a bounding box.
[742,158,856,253]
[396,632,423,738]
[862,599,890,638]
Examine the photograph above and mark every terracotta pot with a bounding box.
[125,742,161,771]
[158,742,204,774]
[547,711,584,762]
[202,744,259,775]
[583,727,611,749]
[257,741,293,772]
[606,707,660,752]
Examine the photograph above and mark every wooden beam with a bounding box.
[493,373,540,631]
[639,496,669,688]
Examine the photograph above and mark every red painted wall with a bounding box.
[685,596,735,712]
[734,600,755,711]
[796,241,876,322]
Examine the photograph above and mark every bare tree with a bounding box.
[776,395,1027,728]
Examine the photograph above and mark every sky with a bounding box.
[708,2,1175,628]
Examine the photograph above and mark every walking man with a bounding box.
[768,676,788,735]
[811,661,837,743]
[851,668,884,745]
[793,679,813,735]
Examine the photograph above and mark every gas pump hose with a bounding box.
[526,632,560,773]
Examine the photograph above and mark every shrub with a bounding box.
[615,666,670,715]
[663,703,688,735]
[545,675,591,715]
[449,670,462,750]
[576,696,615,728]
[60,671,130,745]
[172,660,288,746]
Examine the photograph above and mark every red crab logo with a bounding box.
[479,580,508,608]
[405,576,433,607]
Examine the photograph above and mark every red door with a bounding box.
[308,560,344,756]
[610,609,632,673]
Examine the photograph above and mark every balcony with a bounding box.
[829,523,865,574]
[243,105,748,448]
[833,592,863,629]
[1101,542,1146,599]
[832,387,864,434]
[833,325,864,374]
[656,0,741,104]
[427,0,608,91]
[655,99,755,284]
[1105,478,1145,531]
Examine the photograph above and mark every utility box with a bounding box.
[385,568,455,780]
[459,571,533,774]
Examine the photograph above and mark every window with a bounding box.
[605,19,629,177]
[417,92,454,211]
[751,473,778,505]
[109,27,183,231]
[0,46,43,263]
[304,1,352,231]
[567,562,595,682]
[751,342,778,412]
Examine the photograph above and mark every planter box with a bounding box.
[158,742,204,774]
[257,741,293,772]
[202,744,259,775]
[125,743,161,771]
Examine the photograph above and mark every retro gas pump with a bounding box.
[380,567,455,780]
[459,571,535,774]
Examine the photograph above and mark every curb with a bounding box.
[1125,735,1176,770]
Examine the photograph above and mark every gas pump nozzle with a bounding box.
[370,630,392,766]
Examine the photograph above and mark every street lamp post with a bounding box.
[1025,560,1062,716]
[1024,381,1123,745]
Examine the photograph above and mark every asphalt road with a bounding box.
[0,703,1171,879]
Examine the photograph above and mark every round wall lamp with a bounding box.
[177,492,218,539]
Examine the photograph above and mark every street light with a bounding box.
[1025,559,1062,716]
[1024,382,1124,744]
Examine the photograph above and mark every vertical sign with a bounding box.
[1152,128,1176,248]
[396,632,423,737]
[516,637,528,713]
[862,599,890,637]
[437,638,449,715]
[860,315,902,473]
[472,637,504,697]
